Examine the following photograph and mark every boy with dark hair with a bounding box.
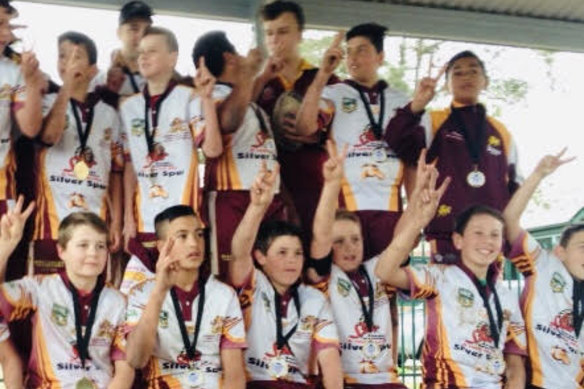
[121,26,222,265]
[374,153,527,389]
[0,203,134,388]
[192,31,287,276]
[253,0,340,244]
[503,149,580,389]
[105,1,152,96]
[32,31,124,275]
[296,23,426,260]
[124,204,246,389]
[228,163,343,388]
[406,50,521,263]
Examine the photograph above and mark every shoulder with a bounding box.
[127,278,156,299]
[119,92,144,110]
[95,86,121,110]
[429,107,452,134]
[207,275,238,298]
[384,85,408,103]
[101,284,128,305]
[299,283,329,306]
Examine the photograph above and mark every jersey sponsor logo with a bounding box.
[550,272,567,293]
[445,131,464,142]
[341,97,357,113]
[149,184,169,199]
[131,118,145,136]
[67,192,89,210]
[360,163,385,180]
[457,287,475,308]
[51,303,70,326]
[437,204,452,217]
[535,309,580,355]
[337,278,351,297]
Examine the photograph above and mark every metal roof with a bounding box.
[20,0,584,52]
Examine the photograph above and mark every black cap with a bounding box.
[119,1,153,25]
[0,0,17,15]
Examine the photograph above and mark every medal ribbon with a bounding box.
[572,280,584,337]
[355,84,386,140]
[476,279,503,347]
[449,104,488,168]
[274,286,301,351]
[70,99,95,156]
[122,66,140,93]
[143,82,175,154]
[170,275,207,361]
[349,266,375,332]
[68,280,104,368]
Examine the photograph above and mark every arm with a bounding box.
[109,172,123,252]
[194,58,223,158]
[0,340,24,389]
[122,161,137,254]
[229,162,279,287]
[14,51,44,138]
[0,196,35,282]
[503,148,574,245]
[504,354,525,389]
[107,360,135,389]
[220,348,245,389]
[317,348,343,389]
[251,56,282,102]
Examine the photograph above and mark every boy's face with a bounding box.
[331,219,364,273]
[58,225,108,281]
[346,36,383,84]
[453,214,503,272]
[263,12,302,61]
[556,231,584,281]
[255,235,304,291]
[0,8,14,54]
[58,40,96,83]
[117,19,150,58]
[157,215,206,271]
[138,34,177,80]
[447,56,488,105]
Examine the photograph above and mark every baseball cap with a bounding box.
[119,1,153,25]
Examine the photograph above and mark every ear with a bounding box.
[376,50,385,66]
[57,243,65,259]
[554,245,566,262]
[116,26,122,40]
[170,51,178,66]
[156,239,165,253]
[88,64,98,80]
[254,249,267,266]
[483,75,490,90]
[452,232,463,251]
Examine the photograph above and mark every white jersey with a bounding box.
[0,55,25,201]
[34,91,123,240]
[125,275,246,389]
[321,82,410,212]
[324,257,400,384]
[510,231,584,389]
[92,68,146,97]
[120,84,202,233]
[119,255,154,295]
[205,84,278,191]
[238,269,339,384]
[404,263,526,389]
[0,274,127,388]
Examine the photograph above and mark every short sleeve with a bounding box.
[402,264,440,300]
[503,290,527,356]
[0,276,38,323]
[124,280,152,334]
[508,230,542,276]
[110,112,124,172]
[219,289,247,350]
[311,298,340,354]
[188,96,205,147]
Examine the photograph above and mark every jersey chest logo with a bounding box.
[457,287,474,308]
[51,303,70,326]
[551,272,567,293]
[159,310,169,328]
[131,118,145,136]
[337,278,351,297]
[342,97,357,113]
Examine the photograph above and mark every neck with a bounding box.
[120,49,139,72]
[70,83,90,102]
[271,279,291,296]
[462,259,489,280]
[353,76,379,89]
[453,98,479,107]
[147,73,173,95]
[175,268,199,291]
[279,54,302,80]
[66,269,97,293]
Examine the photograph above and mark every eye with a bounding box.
[96,243,107,250]
[196,230,205,238]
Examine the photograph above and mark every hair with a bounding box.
[254,220,304,256]
[119,1,153,25]
[57,212,108,249]
[260,1,305,30]
[0,0,16,15]
[192,30,236,77]
[143,26,178,53]
[346,23,387,53]
[560,224,584,248]
[154,205,197,239]
[445,50,487,79]
[58,31,98,65]
[334,208,362,226]
[454,205,505,235]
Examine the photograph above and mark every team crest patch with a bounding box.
[457,288,474,308]
[437,204,452,217]
[261,292,271,311]
[337,278,352,297]
[131,118,145,136]
[51,303,69,326]
[550,272,566,293]
[342,97,357,113]
[159,310,169,328]
[488,136,501,147]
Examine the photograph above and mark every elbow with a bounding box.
[126,350,149,369]
[203,144,223,159]
[19,122,42,138]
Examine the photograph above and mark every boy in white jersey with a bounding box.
[296,23,426,260]
[374,154,527,389]
[192,31,287,277]
[105,1,152,96]
[307,140,406,388]
[0,207,134,388]
[125,205,246,389]
[32,31,124,275]
[503,149,579,389]
[228,163,343,388]
[121,26,222,263]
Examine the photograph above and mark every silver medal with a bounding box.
[466,170,486,188]
[269,356,289,378]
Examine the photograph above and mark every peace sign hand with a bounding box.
[250,161,280,208]
[154,237,180,292]
[534,147,575,179]
[322,140,347,184]
[194,57,216,99]
[320,31,345,76]
[0,195,35,264]
[410,64,446,114]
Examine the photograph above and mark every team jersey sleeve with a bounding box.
[188,96,206,147]
[119,106,133,163]
[506,135,522,194]
[503,290,527,356]
[384,102,429,166]
[111,299,128,361]
[311,297,340,354]
[11,70,26,112]
[124,280,152,334]
[0,276,39,323]
[219,289,247,350]
[317,86,337,130]
[110,112,124,173]
[41,92,58,120]
[402,264,440,300]
[508,230,543,276]
[0,321,9,342]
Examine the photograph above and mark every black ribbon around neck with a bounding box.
[355,85,385,140]
[449,104,488,166]
[349,266,375,332]
[170,276,207,361]
[573,280,584,337]
[70,99,95,155]
[143,83,174,154]
[476,279,503,347]
[122,66,140,94]
[69,281,104,368]
[274,286,301,351]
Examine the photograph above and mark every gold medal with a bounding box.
[76,377,96,389]
[269,355,289,378]
[73,160,89,180]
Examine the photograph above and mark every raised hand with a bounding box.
[194,57,216,99]
[20,51,43,87]
[250,161,280,208]
[410,63,446,114]
[241,48,264,79]
[534,147,575,179]
[260,46,285,81]
[0,195,35,261]
[320,31,345,76]
[322,139,347,183]
[62,46,86,92]
[154,237,179,292]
